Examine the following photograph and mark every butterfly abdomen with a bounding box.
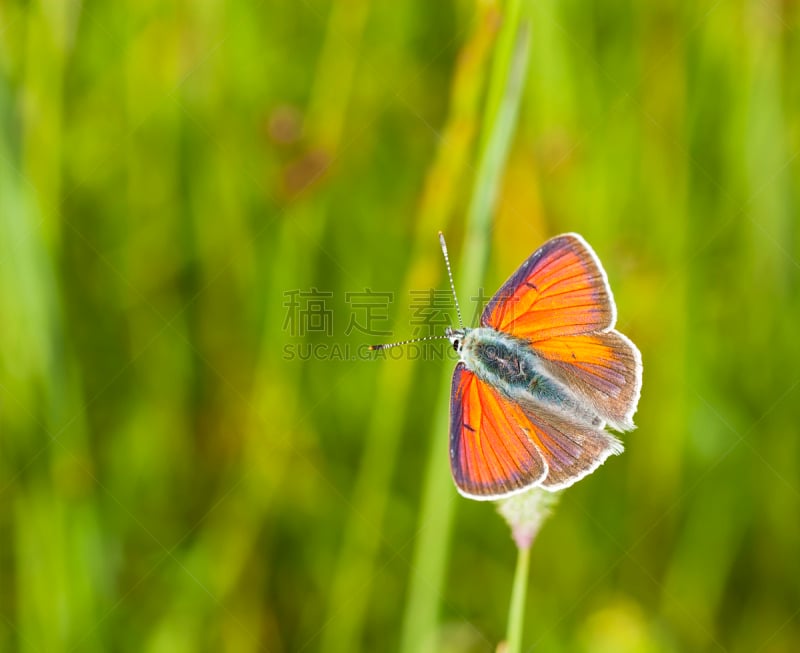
[461,328,599,426]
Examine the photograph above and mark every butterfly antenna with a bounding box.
[438,231,464,329]
[369,334,449,351]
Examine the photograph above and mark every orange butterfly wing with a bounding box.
[481,233,615,339]
[532,330,642,430]
[450,363,546,499]
[450,363,624,498]
[519,400,624,491]
[481,233,641,431]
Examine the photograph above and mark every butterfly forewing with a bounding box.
[481,234,615,340]
[450,363,547,499]
[480,233,641,432]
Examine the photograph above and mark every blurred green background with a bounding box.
[1,0,799,652]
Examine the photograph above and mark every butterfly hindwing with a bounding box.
[450,364,624,497]
[480,233,641,432]
[450,363,547,499]
[518,400,624,491]
[531,330,642,431]
[481,233,615,340]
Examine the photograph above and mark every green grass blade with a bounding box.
[399,4,532,652]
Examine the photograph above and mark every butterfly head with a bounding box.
[445,326,468,354]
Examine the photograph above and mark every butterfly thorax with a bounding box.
[449,327,600,426]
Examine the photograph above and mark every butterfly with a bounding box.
[372,233,642,501]
[444,233,641,500]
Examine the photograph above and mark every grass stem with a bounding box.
[505,544,531,653]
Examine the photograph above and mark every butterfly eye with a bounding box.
[452,340,460,352]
